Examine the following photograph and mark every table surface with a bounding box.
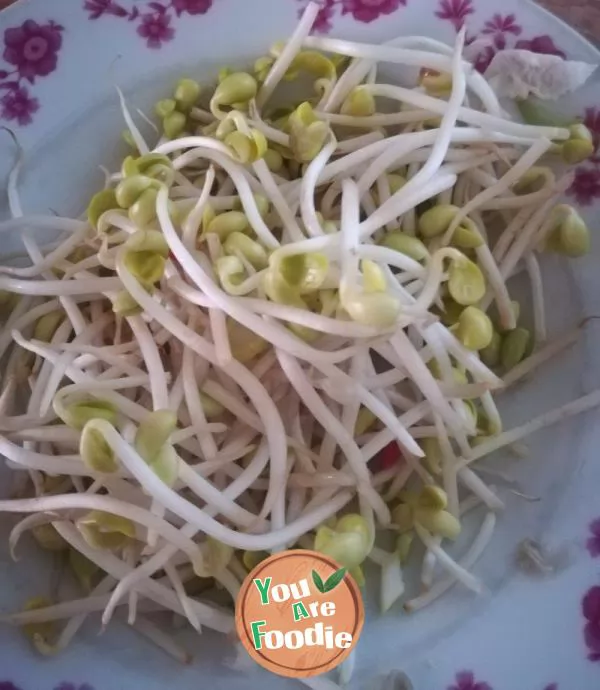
[0,0,599,39]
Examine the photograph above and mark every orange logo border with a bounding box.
[235,549,364,678]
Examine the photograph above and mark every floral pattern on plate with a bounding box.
[435,0,565,71]
[568,110,600,205]
[0,18,64,126]
[296,0,408,34]
[84,0,213,49]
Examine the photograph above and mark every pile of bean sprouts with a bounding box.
[1,2,599,682]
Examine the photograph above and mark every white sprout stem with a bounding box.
[301,137,338,237]
[117,87,150,154]
[501,324,582,389]
[414,522,482,593]
[457,388,600,471]
[525,252,547,346]
[53,521,233,633]
[256,1,320,107]
[100,441,271,626]
[406,512,496,612]
[0,494,203,567]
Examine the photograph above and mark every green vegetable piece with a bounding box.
[361,258,387,293]
[550,207,590,257]
[199,391,224,419]
[22,597,57,656]
[453,306,493,351]
[396,533,414,564]
[128,187,159,227]
[174,78,201,112]
[147,443,180,487]
[110,290,143,317]
[340,86,375,117]
[501,327,531,371]
[421,437,442,474]
[480,330,502,368]
[225,129,267,163]
[135,410,177,463]
[163,110,187,139]
[391,503,413,533]
[314,513,370,569]
[420,71,452,96]
[242,550,269,571]
[87,189,119,230]
[286,51,336,83]
[562,123,595,164]
[115,174,155,209]
[379,231,429,262]
[224,232,269,269]
[69,549,99,592]
[418,204,459,239]
[33,311,63,343]
[288,102,330,163]
[417,485,448,511]
[31,524,67,552]
[437,297,464,327]
[414,508,461,540]
[55,398,118,430]
[263,148,284,172]
[121,129,137,150]
[211,72,257,116]
[387,173,407,195]
[216,255,247,294]
[512,166,554,195]
[233,193,270,219]
[354,407,377,436]
[277,252,329,292]
[80,421,118,473]
[77,510,136,551]
[123,229,169,284]
[452,219,484,249]
[228,320,269,362]
[447,256,486,306]
[155,98,176,119]
[206,211,249,240]
[121,155,139,178]
[195,538,233,577]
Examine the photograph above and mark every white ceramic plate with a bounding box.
[1,1,600,689]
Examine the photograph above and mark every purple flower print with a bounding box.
[3,19,64,83]
[296,0,407,33]
[172,0,213,15]
[515,35,566,59]
[137,10,175,49]
[0,85,39,125]
[54,683,95,690]
[311,2,335,33]
[568,166,600,206]
[481,14,522,49]
[587,518,600,557]
[582,585,600,662]
[0,683,25,690]
[340,0,406,24]
[85,0,215,45]
[448,671,492,690]
[435,0,474,31]
[543,685,558,690]
[84,0,130,19]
